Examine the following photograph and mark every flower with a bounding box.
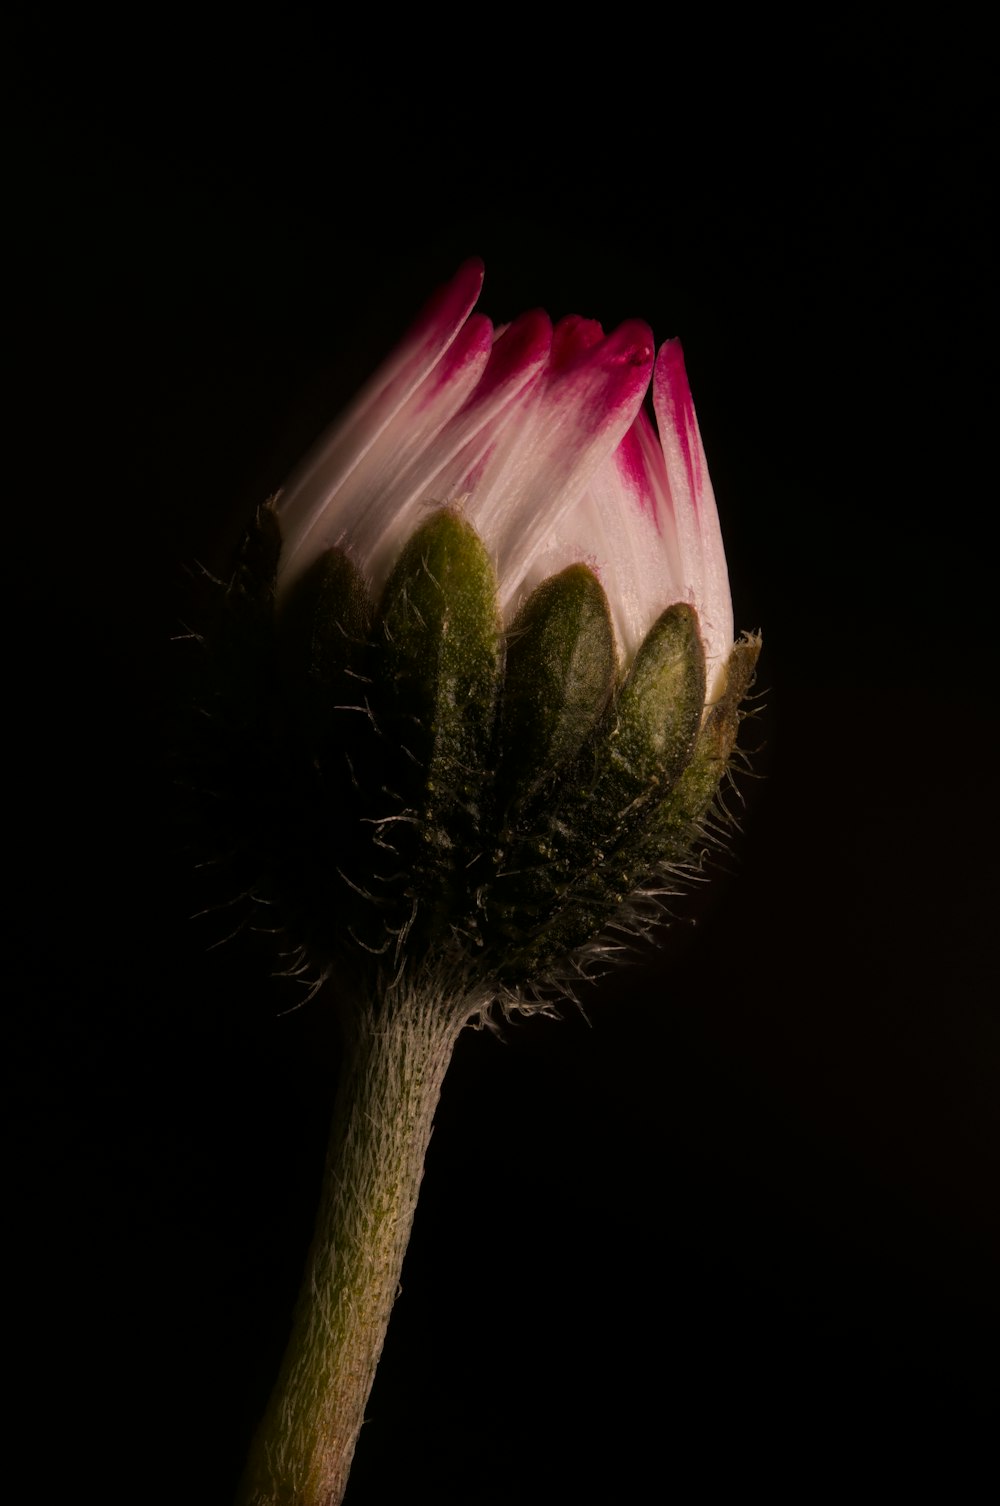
[202,261,758,997]
[228,265,760,1506]
[275,259,734,700]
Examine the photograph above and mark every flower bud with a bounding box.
[198,265,760,1003]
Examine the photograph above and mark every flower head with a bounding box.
[207,263,758,999]
[276,259,734,699]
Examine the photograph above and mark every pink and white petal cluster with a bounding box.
[523,341,734,698]
[276,260,733,700]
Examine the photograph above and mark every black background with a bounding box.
[12,27,997,1504]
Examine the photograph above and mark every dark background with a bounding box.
[13,30,996,1503]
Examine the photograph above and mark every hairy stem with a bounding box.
[236,976,480,1506]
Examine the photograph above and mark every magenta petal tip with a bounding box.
[409,259,486,347]
[276,264,733,692]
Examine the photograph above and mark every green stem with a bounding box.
[236,976,480,1506]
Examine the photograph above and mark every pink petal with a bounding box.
[277,260,485,595]
[549,315,607,368]
[652,340,733,696]
[512,409,683,664]
[354,310,554,591]
[460,319,656,610]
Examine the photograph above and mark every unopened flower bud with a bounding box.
[201,262,759,1005]
[221,264,764,1506]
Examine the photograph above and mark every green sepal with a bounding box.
[498,564,615,807]
[589,601,707,829]
[230,501,283,622]
[486,603,707,982]
[639,632,762,867]
[211,502,283,714]
[277,547,375,748]
[255,548,378,964]
[372,508,503,946]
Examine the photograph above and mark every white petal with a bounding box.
[276,259,485,599]
[516,411,686,664]
[356,309,554,595]
[453,316,655,615]
[653,341,734,698]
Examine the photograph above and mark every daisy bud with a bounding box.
[208,261,759,1000]
[221,264,762,1506]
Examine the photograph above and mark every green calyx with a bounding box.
[373,510,503,947]
[636,631,761,871]
[499,564,616,806]
[277,546,375,748]
[240,506,758,994]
